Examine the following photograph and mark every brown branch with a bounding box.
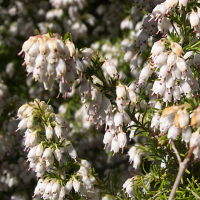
[186,186,200,199]
[171,140,181,164]
[168,145,196,200]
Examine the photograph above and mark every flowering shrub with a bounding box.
[2,0,200,199]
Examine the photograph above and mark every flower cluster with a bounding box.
[16,99,98,199]
[79,73,138,155]
[137,39,199,106]
[18,33,94,98]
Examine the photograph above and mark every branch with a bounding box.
[150,189,165,200]
[186,186,200,199]
[168,145,196,200]
[188,158,200,167]
[171,140,181,164]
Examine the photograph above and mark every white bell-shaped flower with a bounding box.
[155,102,162,110]
[152,80,166,96]
[81,159,91,170]
[45,125,54,140]
[116,83,126,100]
[54,125,62,138]
[151,113,160,130]
[110,136,120,154]
[167,52,176,67]
[52,180,61,195]
[43,182,53,199]
[126,86,137,103]
[154,52,168,67]
[114,112,123,127]
[182,127,192,144]
[54,148,62,162]
[73,179,80,193]
[166,74,175,89]
[180,80,191,95]
[118,132,127,149]
[159,64,168,78]
[101,97,112,114]
[176,57,187,72]
[138,64,152,84]
[172,86,181,101]
[124,50,133,62]
[59,186,66,199]
[158,17,171,32]
[171,66,181,80]
[190,10,199,29]
[166,0,178,10]
[160,114,175,133]
[82,175,92,189]
[151,40,165,57]
[65,180,73,194]
[190,131,200,158]
[103,130,113,146]
[163,90,172,105]
[128,146,137,163]
[167,125,179,140]
[133,154,141,169]
[42,147,53,159]
[36,143,44,157]
[102,60,118,78]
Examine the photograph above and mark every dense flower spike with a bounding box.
[19,33,94,99]
[17,99,98,199]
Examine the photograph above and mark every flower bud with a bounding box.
[176,57,187,72]
[171,42,183,56]
[174,109,189,129]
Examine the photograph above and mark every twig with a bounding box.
[186,186,200,199]
[150,189,165,199]
[171,140,181,164]
[188,158,200,167]
[168,145,196,200]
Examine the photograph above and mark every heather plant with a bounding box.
[2,0,200,200]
